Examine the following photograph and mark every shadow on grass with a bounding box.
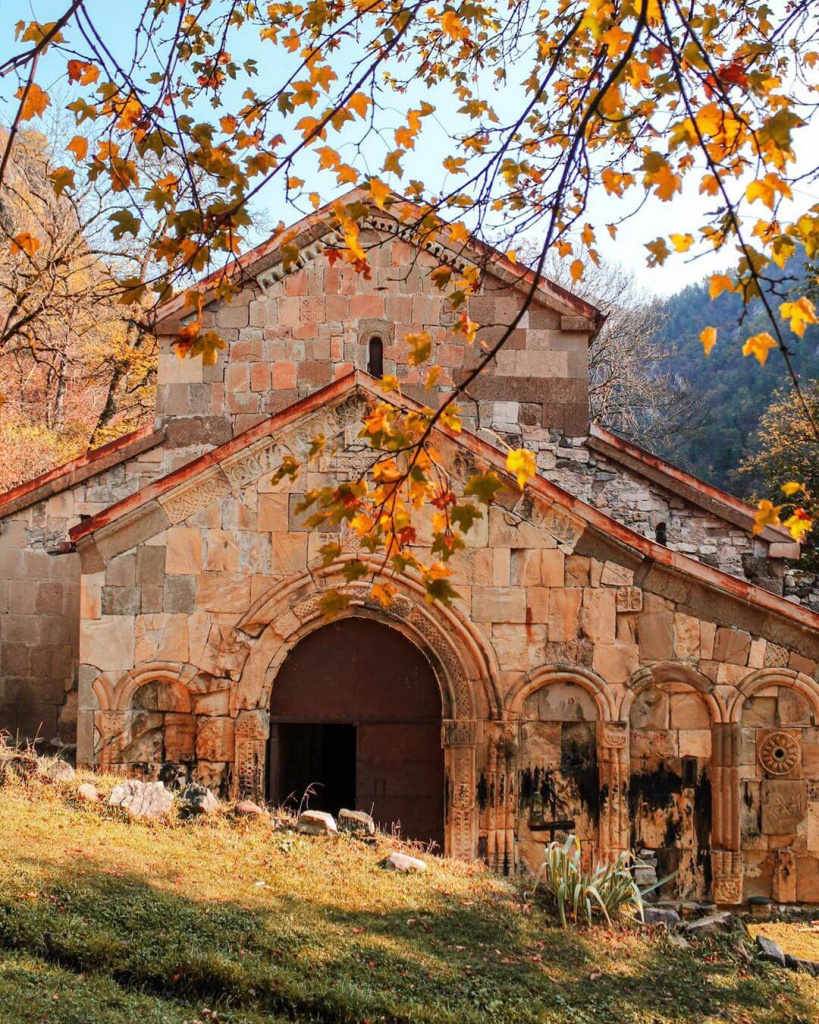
[0,860,815,1024]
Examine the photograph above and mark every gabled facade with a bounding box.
[1,195,817,904]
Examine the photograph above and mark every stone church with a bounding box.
[2,191,818,905]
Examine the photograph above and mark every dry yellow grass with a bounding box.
[0,766,817,1023]
[749,922,819,963]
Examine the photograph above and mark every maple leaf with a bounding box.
[670,233,694,252]
[753,499,783,535]
[66,135,88,161]
[779,297,818,338]
[506,448,536,490]
[699,326,717,356]
[16,82,49,120]
[464,472,504,504]
[368,177,391,210]
[10,233,40,256]
[781,482,804,497]
[742,332,778,365]
[783,508,812,542]
[708,274,734,300]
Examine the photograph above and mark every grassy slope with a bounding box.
[0,773,817,1024]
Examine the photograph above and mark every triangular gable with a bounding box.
[69,371,819,641]
[151,188,603,335]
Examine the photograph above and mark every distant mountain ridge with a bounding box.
[650,256,819,497]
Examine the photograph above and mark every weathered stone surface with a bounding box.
[643,906,680,928]
[338,808,376,836]
[76,782,100,802]
[297,810,338,835]
[178,782,220,815]
[234,799,266,817]
[383,851,427,873]
[109,780,174,818]
[756,935,786,967]
[43,758,75,781]
[682,912,735,935]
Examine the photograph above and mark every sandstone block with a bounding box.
[165,527,202,575]
[600,561,634,587]
[713,627,751,666]
[472,587,527,624]
[548,589,582,642]
[195,573,251,614]
[638,612,674,661]
[592,642,639,684]
[670,692,710,730]
[196,716,235,761]
[204,530,239,572]
[579,588,616,644]
[80,616,135,671]
[674,614,700,660]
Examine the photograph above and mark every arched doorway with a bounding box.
[267,617,445,847]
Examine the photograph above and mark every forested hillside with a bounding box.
[652,259,819,499]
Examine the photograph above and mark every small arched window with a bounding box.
[655,522,667,546]
[367,336,384,378]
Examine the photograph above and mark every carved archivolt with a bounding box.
[235,558,502,722]
[504,665,617,722]
[728,668,819,724]
[620,663,727,723]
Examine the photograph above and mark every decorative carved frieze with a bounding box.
[159,472,230,525]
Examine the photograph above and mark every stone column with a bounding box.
[597,721,629,862]
[480,722,517,874]
[442,719,478,861]
[710,722,743,904]
[233,709,270,801]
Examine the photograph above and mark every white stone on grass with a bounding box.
[109,780,174,819]
[383,852,427,873]
[297,810,338,835]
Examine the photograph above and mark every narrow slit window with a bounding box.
[655,522,667,546]
[367,336,384,378]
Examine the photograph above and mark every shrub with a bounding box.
[534,836,657,928]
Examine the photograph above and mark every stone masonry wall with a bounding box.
[0,445,164,747]
[154,227,593,471]
[75,390,819,902]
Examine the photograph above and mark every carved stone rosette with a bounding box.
[442,718,478,861]
[233,709,270,800]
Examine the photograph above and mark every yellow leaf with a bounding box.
[368,177,391,210]
[708,274,734,300]
[10,233,40,256]
[746,173,792,211]
[449,223,469,244]
[506,448,536,490]
[16,82,49,120]
[570,259,584,283]
[506,250,517,264]
[67,135,88,161]
[348,93,370,118]
[670,233,694,253]
[699,326,717,356]
[441,10,468,39]
[742,332,778,366]
[781,481,804,497]
[783,508,812,541]
[581,223,595,247]
[753,499,783,535]
[779,297,818,339]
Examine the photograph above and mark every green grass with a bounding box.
[0,770,817,1023]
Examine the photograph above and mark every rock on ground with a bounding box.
[297,810,338,835]
[338,809,375,836]
[177,783,220,816]
[756,935,786,967]
[383,852,427,873]
[643,907,680,928]
[76,782,100,802]
[43,759,75,782]
[682,911,735,936]
[109,780,174,819]
[234,800,266,817]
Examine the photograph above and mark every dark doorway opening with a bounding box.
[267,617,445,848]
[270,722,356,815]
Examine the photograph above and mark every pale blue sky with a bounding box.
[3,0,817,296]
